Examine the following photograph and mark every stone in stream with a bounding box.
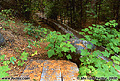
[0,33,5,46]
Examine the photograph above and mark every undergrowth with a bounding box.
[44,20,120,81]
[78,20,120,81]
[23,23,50,39]
[0,8,120,81]
[0,9,43,80]
[45,31,76,59]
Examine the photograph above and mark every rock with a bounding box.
[67,38,96,54]
[64,38,97,67]
[0,33,5,46]
[18,60,80,81]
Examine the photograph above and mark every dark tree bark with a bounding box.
[90,0,96,17]
[98,0,101,21]
[115,0,120,23]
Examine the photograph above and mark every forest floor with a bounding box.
[0,17,65,78]
[0,15,99,78]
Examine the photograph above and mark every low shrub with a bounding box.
[45,31,76,59]
[78,20,120,80]
[24,23,50,39]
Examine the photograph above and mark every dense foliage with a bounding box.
[44,20,120,80]
[24,23,50,39]
[0,9,42,80]
[1,0,120,28]
[42,0,120,29]
[78,20,120,80]
[45,31,76,59]
[0,0,120,80]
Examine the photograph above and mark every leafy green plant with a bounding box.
[0,49,29,79]
[0,55,16,65]
[0,9,16,31]
[27,39,33,49]
[2,57,16,66]
[45,31,76,59]
[43,1,59,19]
[43,1,54,18]
[0,9,14,19]
[85,3,97,18]
[0,9,16,19]
[78,20,120,80]
[32,40,41,48]
[10,57,17,65]
[0,55,5,63]
[0,20,16,31]
[31,51,38,57]
[0,55,16,79]
[79,20,120,54]
[0,65,11,80]
[0,51,29,78]
[15,47,20,53]
[24,23,49,39]
[40,39,46,43]
[18,51,29,66]
[27,39,41,49]
[33,79,37,81]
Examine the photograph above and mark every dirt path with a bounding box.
[0,18,62,78]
